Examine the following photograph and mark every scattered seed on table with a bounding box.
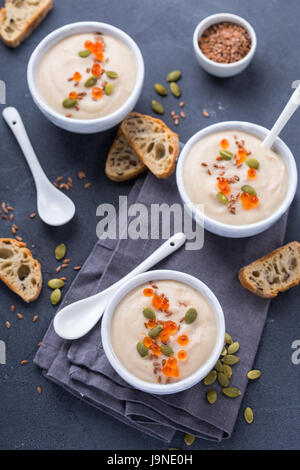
[84,182,92,188]
[74,266,81,271]
[203,109,210,118]
[20,360,29,365]
[10,305,15,312]
[17,313,23,320]
[29,213,36,219]
[33,315,38,323]
[37,387,42,395]
[77,171,86,179]
[5,321,11,329]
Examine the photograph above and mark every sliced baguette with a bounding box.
[105,128,147,182]
[120,112,179,179]
[238,241,300,298]
[0,0,53,48]
[0,238,42,302]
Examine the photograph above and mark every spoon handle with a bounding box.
[262,85,300,148]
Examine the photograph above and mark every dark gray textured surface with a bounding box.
[0,0,299,450]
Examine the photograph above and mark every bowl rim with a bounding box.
[193,12,257,69]
[176,121,298,237]
[101,269,225,395]
[27,21,144,126]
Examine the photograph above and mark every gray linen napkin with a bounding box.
[35,171,288,443]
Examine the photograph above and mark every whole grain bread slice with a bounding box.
[120,112,179,179]
[0,0,53,48]
[238,241,300,298]
[0,238,42,302]
[105,128,147,182]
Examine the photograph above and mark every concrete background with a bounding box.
[0,0,299,450]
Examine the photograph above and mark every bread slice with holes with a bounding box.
[0,0,53,48]
[0,238,42,302]
[105,128,147,182]
[238,241,300,298]
[120,112,179,179]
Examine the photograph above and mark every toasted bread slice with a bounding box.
[0,238,42,302]
[120,112,179,179]
[238,241,300,298]
[0,0,53,48]
[105,128,147,182]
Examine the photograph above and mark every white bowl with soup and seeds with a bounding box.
[101,270,225,395]
[27,22,144,133]
[176,122,297,238]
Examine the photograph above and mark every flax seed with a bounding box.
[5,321,11,328]
[74,266,81,271]
[20,360,29,365]
[1,202,8,214]
[15,236,22,242]
[203,109,210,118]
[180,111,186,118]
[179,101,185,107]
[10,305,15,312]
[37,387,42,394]
[17,313,23,319]
[56,266,62,273]
[77,171,86,179]
[33,315,38,323]
[29,213,36,219]
[84,182,91,188]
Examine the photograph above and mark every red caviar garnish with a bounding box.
[159,330,171,342]
[143,288,154,297]
[69,91,78,99]
[143,337,152,348]
[220,138,229,149]
[177,334,189,346]
[91,63,102,77]
[91,87,103,99]
[163,321,177,334]
[73,72,82,82]
[240,192,260,210]
[92,42,104,61]
[84,40,93,51]
[178,350,187,360]
[247,168,257,180]
[217,177,231,196]
[152,294,169,311]
[151,344,162,357]
[235,147,247,165]
[162,357,180,377]
[145,318,157,329]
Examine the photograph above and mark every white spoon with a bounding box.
[2,107,75,226]
[262,84,300,148]
[53,232,186,340]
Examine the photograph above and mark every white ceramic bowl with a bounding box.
[27,22,144,134]
[193,13,257,77]
[176,121,298,238]
[101,270,225,395]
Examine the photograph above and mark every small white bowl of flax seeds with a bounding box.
[193,13,257,77]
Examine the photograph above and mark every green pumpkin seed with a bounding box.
[184,433,195,446]
[223,364,233,379]
[222,387,241,398]
[217,192,228,204]
[167,70,181,82]
[246,158,259,169]
[106,70,118,79]
[78,49,91,58]
[48,278,65,289]
[62,98,77,109]
[244,407,254,423]
[154,83,168,96]
[228,341,240,355]
[241,185,257,196]
[148,325,163,338]
[219,149,233,160]
[137,341,148,357]
[206,389,218,404]
[217,372,229,387]
[104,83,114,95]
[85,76,98,87]
[143,307,156,320]
[51,288,61,305]
[55,243,66,260]
[214,359,223,373]
[184,307,197,324]
[152,100,164,114]
[221,346,227,356]
[225,332,233,345]
[161,345,174,357]
[203,370,217,386]
[247,369,261,380]
[170,82,181,98]
[222,354,240,365]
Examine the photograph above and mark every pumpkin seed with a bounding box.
[223,364,233,379]
[222,387,241,398]
[148,325,163,338]
[217,372,229,387]
[137,341,148,357]
[219,149,233,160]
[48,278,65,289]
[225,332,233,345]
[247,369,261,380]
[78,49,91,58]
[152,100,164,114]
[154,83,168,96]
[221,346,227,356]
[206,389,218,404]
[222,354,240,365]
[244,407,254,423]
[184,307,197,324]
[167,70,181,82]
[84,76,98,87]
[241,185,257,196]
[143,307,156,320]
[184,433,195,446]
[214,359,223,372]
[217,192,228,204]
[62,98,77,109]
[106,70,118,79]
[104,83,114,95]
[203,370,217,386]
[55,243,66,260]
[170,82,181,98]
[228,341,240,355]
[246,158,259,169]
[161,345,174,357]
[51,288,61,305]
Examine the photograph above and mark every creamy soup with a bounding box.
[37,33,136,120]
[183,131,288,225]
[111,280,218,384]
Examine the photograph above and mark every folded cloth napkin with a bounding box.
[35,171,288,443]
